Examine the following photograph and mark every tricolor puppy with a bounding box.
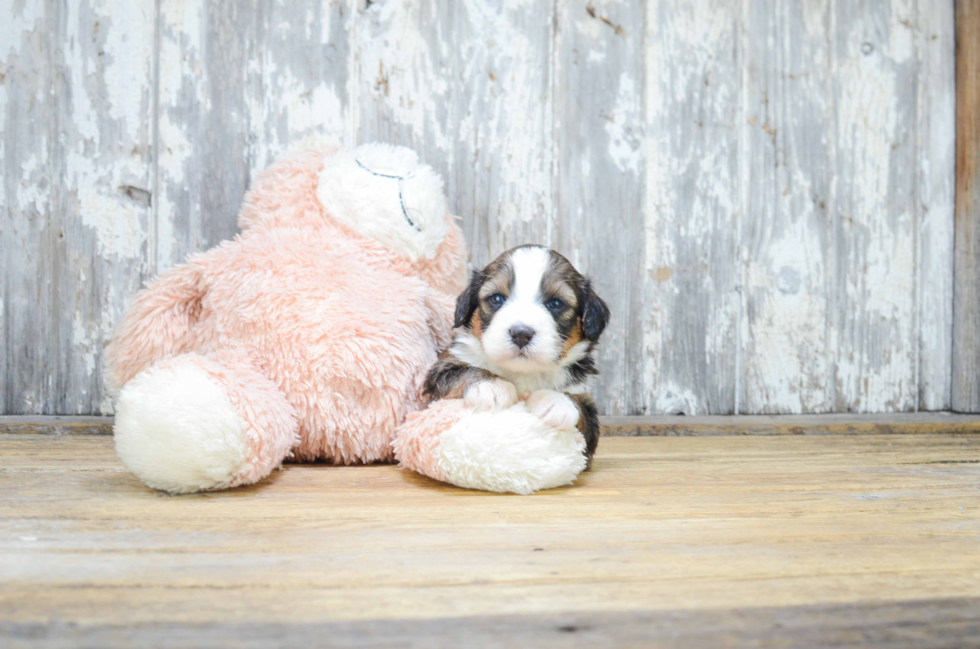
[424,245,610,463]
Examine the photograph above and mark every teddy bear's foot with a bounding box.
[114,351,298,494]
[394,400,587,495]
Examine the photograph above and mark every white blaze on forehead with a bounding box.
[509,246,551,303]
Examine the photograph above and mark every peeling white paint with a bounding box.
[455,0,553,232]
[834,34,916,412]
[248,66,346,176]
[16,154,48,213]
[357,1,451,151]
[605,73,641,174]
[73,313,98,378]
[71,171,146,259]
[0,0,46,61]
[100,1,154,123]
[642,0,744,413]
[156,0,205,269]
[744,229,832,414]
[916,0,956,410]
[656,382,699,416]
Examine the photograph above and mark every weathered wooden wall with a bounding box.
[0,0,959,416]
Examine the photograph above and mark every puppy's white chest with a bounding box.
[507,371,577,398]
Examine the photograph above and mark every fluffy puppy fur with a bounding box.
[424,245,609,462]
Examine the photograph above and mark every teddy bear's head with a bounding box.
[238,140,466,298]
[240,142,456,261]
[315,143,450,262]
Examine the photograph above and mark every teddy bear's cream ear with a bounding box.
[315,143,450,261]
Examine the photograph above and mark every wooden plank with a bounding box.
[155,0,349,269]
[832,1,920,412]
[156,0,251,264]
[447,1,557,267]
[953,0,980,411]
[0,416,114,436]
[351,0,558,267]
[917,0,956,410]
[7,413,980,438]
[1,434,978,645]
[553,2,644,415]
[3,598,979,648]
[350,0,454,203]
[740,1,835,414]
[1,0,56,417]
[643,0,741,415]
[1,0,154,416]
[601,412,980,437]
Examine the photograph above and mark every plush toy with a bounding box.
[109,142,588,495]
[394,398,588,495]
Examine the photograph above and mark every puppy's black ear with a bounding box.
[581,279,610,342]
[454,270,484,329]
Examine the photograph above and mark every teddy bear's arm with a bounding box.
[107,261,206,388]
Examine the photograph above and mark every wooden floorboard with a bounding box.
[2,434,979,647]
[4,412,980,437]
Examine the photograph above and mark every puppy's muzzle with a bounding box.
[509,325,535,349]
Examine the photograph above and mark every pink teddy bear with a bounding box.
[109,143,588,495]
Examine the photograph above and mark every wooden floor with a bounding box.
[2,431,980,647]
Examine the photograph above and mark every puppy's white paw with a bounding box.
[525,390,580,431]
[464,379,519,411]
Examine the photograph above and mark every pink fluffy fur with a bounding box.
[392,399,471,482]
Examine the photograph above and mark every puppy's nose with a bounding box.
[509,325,535,349]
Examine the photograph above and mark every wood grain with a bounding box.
[351,0,453,196]
[6,413,980,437]
[448,0,558,265]
[1,434,978,646]
[600,412,980,436]
[643,0,741,415]
[0,416,114,436]
[1,0,154,415]
[740,0,835,414]
[555,0,644,415]
[833,0,921,413]
[3,599,979,648]
[918,0,956,411]
[155,0,350,269]
[953,0,980,411]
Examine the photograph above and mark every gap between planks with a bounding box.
[2,413,980,437]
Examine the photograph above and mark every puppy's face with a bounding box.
[454,246,609,374]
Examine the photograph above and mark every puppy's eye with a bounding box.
[488,293,506,307]
[546,298,565,311]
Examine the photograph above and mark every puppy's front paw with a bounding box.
[525,390,580,431]
[464,379,519,411]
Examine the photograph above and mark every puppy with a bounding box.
[424,245,610,463]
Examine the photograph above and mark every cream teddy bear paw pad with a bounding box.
[114,361,250,494]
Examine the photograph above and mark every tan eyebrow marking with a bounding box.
[540,259,579,307]
[478,258,515,299]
